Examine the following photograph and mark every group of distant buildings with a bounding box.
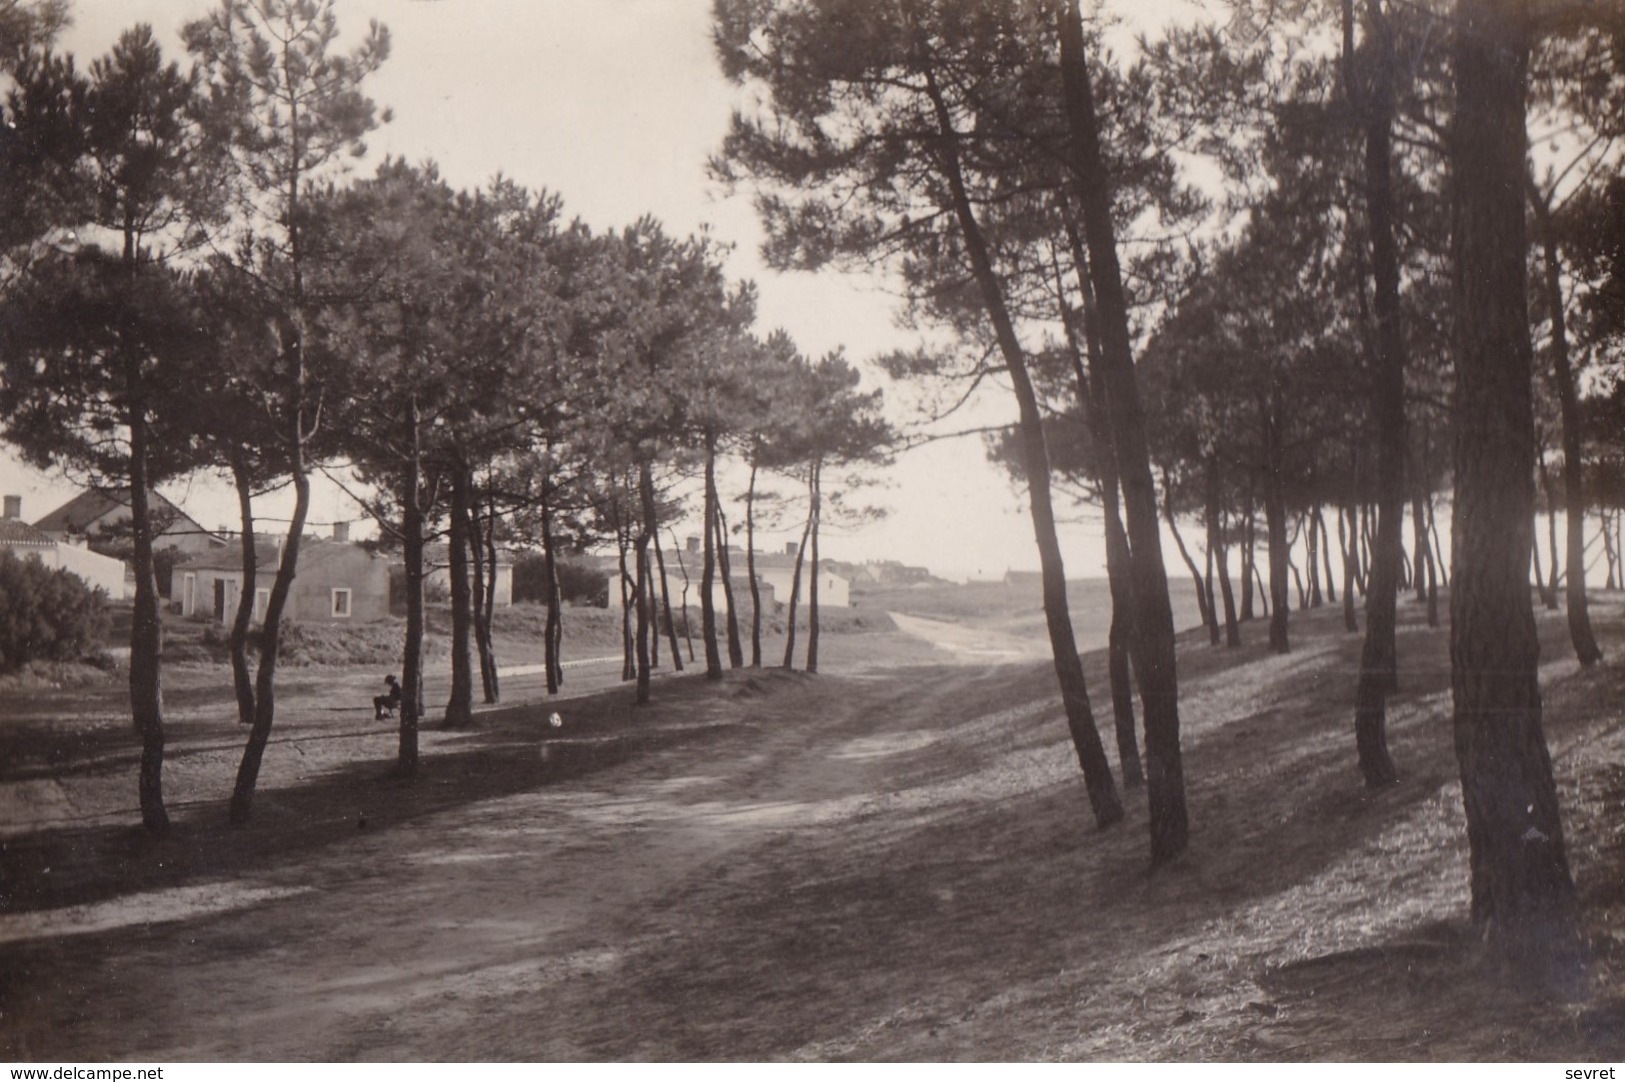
[1,488,940,626]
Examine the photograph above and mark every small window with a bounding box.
[332,588,352,618]
[254,588,269,622]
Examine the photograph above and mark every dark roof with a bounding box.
[178,537,388,574]
[32,488,213,539]
[0,518,55,547]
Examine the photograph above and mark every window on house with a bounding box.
[255,588,269,622]
[332,588,352,618]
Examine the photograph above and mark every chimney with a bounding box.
[333,520,350,543]
[687,535,700,554]
[785,542,798,557]
[2,495,19,520]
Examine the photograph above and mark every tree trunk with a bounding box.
[398,398,425,776]
[1215,493,1241,648]
[701,436,723,679]
[715,502,745,668]
[1165,489,1214,636]
[1532,525,1555,608]
[1349,0,1407,785]
[1317,504,1337,605]
[1449,0,1579,957]
[227,454,257,728]
[807,460,823,674]
[1241,479,1257,621]
[1056,2,1180,852]
[467,473,499,705]
[230,463,311,824]
[634,462,656,705]
[443,464,475,728]
[541,491,563,694]
[1204,461,1233,644]
[652,523,684,672]
[617,523,634,682]
[669,528,696,662]
[1263,396,1291,653]
[127,408,169,833]
[746,459,764,667]
[1307,502,1323,608]
[1060,227,1142,786]
[782,487,813,671]
[1540,455,1561,610]
[926,62,1123,828]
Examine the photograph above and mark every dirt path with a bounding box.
[4,602,1623,1060]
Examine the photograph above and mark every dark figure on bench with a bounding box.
[374,674,402,720]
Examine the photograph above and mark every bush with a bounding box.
[0,552,111,674]
[513,550,609,607]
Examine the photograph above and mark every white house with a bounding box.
[1,496,129,597]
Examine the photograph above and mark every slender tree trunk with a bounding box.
[1059,230,1142,786]
[1342,489,1360,633]
[617,520,634,682]
[1317,504,1337,605]
[1241,479,1257,621]
[444,464,475,728]
[1215,494,1241,648]
[1540,455,1561,610]
[715,503,745,668]
[227,454,257,728]
[1348,0,1407,785]
[1165,496,1214,634]
[927,64,1124,828]
[467,473,498,705]
[782,488,813,671]
[127,409,169,833]
[746,459,764,667]
[807,460,823,673]
[1532,525,1554,608]
[1307,503,1324,608]
[635,463,656,705]
[701,436,723,679]
[669,528,696,662]
[230,462,311,823]
[1204,461,1229,643]
[398,398,425,775]
[1057,2,1180,851]
[541,492,563,694]
[1428,491,1449,587]
[1413,487,1431,606]
[1262,398,1291,653]
[1450,0,1578,956]
[652,524,684,672]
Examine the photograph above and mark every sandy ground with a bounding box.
[2,597,1624,1060]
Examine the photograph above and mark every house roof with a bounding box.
[177,537,389,574]
[0,518,56,547]
[33,488,216,540]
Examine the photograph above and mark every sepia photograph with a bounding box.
[1,0,1623,1064]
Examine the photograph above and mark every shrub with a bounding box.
[0,552,112,674]
[513,550,609,607]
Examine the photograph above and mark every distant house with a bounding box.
[604,537,849,614]
[32,488,224,557]
[752,541,851,609]
[175,535,392,625]
[1,495,129,597]
[422,542,515,607]
[1002,569,1045,592]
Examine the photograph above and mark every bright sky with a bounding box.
[0,0,1203,582]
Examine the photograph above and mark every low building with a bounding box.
[32,488,224,557]
[422,542,515,607]
[751,542,851,609]
[176,533,392,625]
[1,495,129,597]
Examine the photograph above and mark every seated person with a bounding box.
[373,674,402,720]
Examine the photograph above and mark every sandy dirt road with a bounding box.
[4,603,1623,1060]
